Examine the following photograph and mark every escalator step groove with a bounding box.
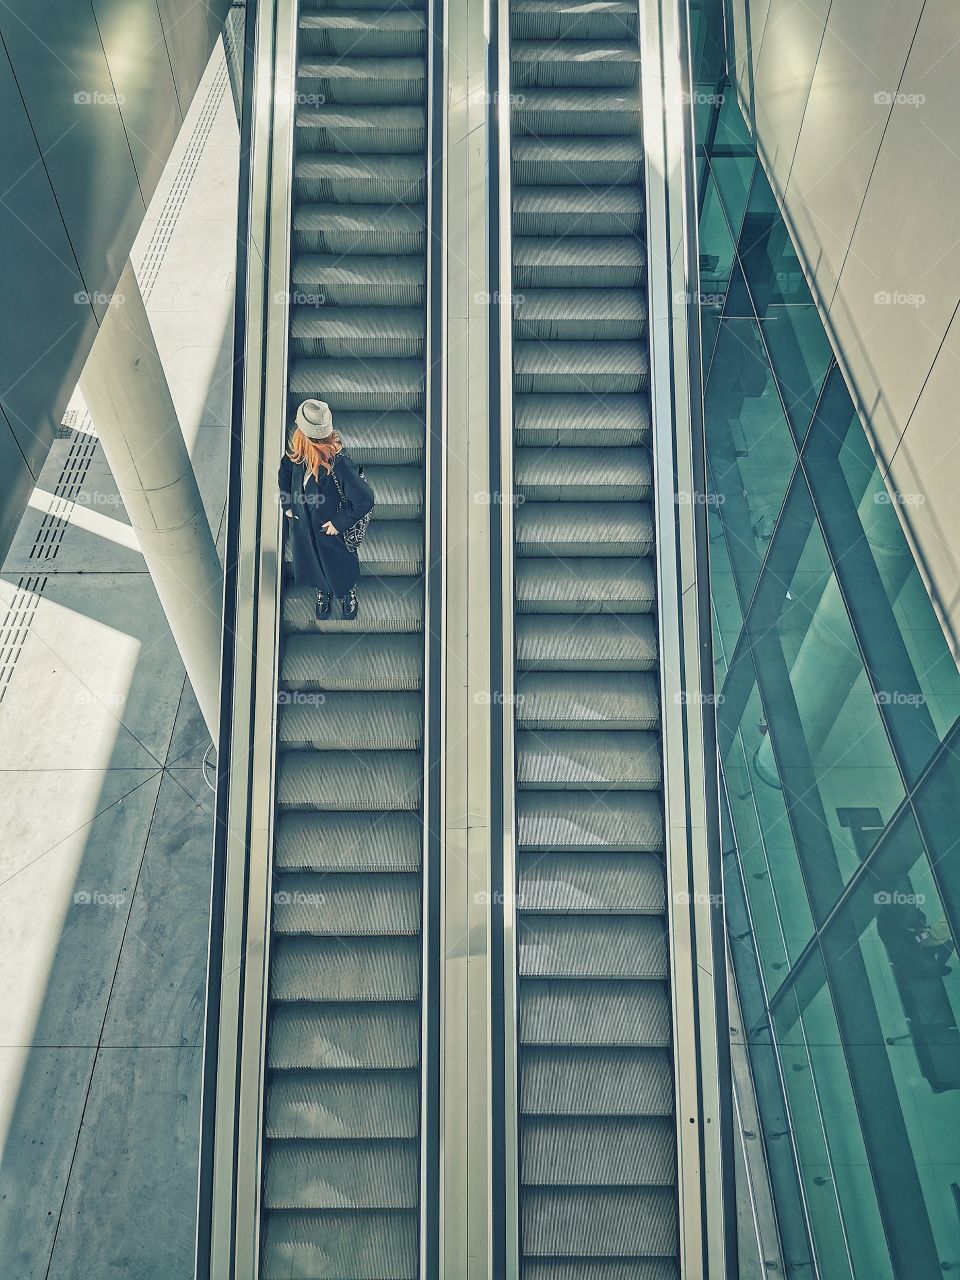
[518,916,669,979]
[261,1210,418,1280]
[268,1005,421,1072]
[520,1047,674,1115]
[521,1115,677,1185]
[266,1072,419,1140]
[275,811,422,874]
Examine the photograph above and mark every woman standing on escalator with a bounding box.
[279,398,375,621]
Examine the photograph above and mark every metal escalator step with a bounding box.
[516,558,655,614]
[518,852,665,914]
[519,916,668,979]
[282,522,422,580]
[513,239,646,288]
[302,0,424,6]
[292,255,425,307]
[511,40,639,89]
[272,872,421,936]
[513,188,645,238]
[517,614,658,670]
[513,137,643,187]
[515,671,659,730]
[521,1116,676,1185]
[299,12,426,57]
[265,1071,419,1140]
[298,56,426,105]
[520,980,672,1046]
[517,791,663,852]
[278,750,421,811]
[275,811,422,873]
[271,936,420,1002]
[268,1004,420,1070]
[297,105,425,154]
[261,1209,417,1280]
[515,502,653,558]
[358,465,423,519]
[282,633,423,691]
[513,88,641,137]
[282,577,422,634]
[515,447,651,501]
[516,730,661,790]
[264,1139,417,1209]
[511,0,639,43]
[514,341,649,394]
[520,1046,674,1115]
[515,392,649,446]
[514,289,646,341]
[521,1186,678,1258]
[294,204,427,256]
[290,307,423,359]
[359,522,424,576]
[523,1263,678,1280]
[295,154,425,204]
[334,412,425,465]
[279,691,422,751]
[291,358,424,412]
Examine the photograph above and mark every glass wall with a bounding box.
[691,4,960,1276]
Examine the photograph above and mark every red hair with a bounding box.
[287,427,342,481]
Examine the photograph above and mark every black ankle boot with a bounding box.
[340,589,359,620]
[315,591,333,620]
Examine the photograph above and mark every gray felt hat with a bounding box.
[295,398,334,440]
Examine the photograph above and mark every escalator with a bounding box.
[260,1,431,1273]
[506,1,679,1272]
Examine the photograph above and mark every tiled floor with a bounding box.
[0,37,237,1280]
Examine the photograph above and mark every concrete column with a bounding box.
[80,258,223,739]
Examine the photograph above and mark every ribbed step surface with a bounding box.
[508,5,677,1271]
[263,9,432,1269]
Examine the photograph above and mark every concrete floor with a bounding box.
[0,40,237,1280]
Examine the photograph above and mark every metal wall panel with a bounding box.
[738,0,960,659]
[93,0,184,201]
[0,1,146,323]
[785,0,925,308]
[751,0,830,195]
[0,35,92,473]
[0,0,227,562]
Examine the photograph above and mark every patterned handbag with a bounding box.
[330,457,373,552]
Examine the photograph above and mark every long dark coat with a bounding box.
[279,451,374,595]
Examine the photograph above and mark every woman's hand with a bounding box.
[321,520,339,536]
